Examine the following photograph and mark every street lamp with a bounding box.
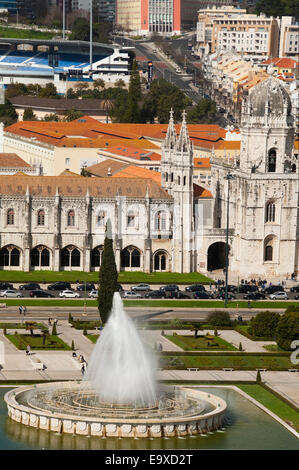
[224,172,236,307]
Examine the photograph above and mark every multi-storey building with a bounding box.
[279,16,299,60]
[211,13,280,58]
[116,0,203,35]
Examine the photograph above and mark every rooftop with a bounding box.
[0,153,31,168]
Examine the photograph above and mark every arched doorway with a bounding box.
[91,245,104,268]
[207,242,229,271]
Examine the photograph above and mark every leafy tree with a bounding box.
[276,310,299,351]
[63,108,84,122]
[93,78,105,91]
[23,108,37,121]
[39,83,58,99]
[187,99,217,124]
[114,79,126,89]
[98,222,118,325]
[0,99,18,126]
[206,310,232,327]
[43,113,60,122]
[248,311,280,338]
[66,88,77,99]
[123,60,141,123]
[69,17,90,41]
[255,0,297,17]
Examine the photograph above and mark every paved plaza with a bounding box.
[0,319,298,409]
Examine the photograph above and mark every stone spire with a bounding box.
[164,108,177,149]
[176,110,190,153]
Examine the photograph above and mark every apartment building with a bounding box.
[197,5,247,56]
[279,16,299,59]
[211,13,280,58]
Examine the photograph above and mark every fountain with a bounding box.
[4,293,227,438]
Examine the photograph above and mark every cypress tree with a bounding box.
[98,221,118,325]
[124,59,141,123]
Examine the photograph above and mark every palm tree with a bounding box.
[102,98,113,124]
[93,78,105,91]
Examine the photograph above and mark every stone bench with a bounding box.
[29,356,45,370]
[222,368,234,371]
[256,369,267,372]
[187,368,199,372]
[288,369,298,372]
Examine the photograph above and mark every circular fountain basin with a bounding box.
[5,382,227,438]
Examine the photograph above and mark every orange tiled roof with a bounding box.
[85,159,129,177]
[112,165,161,184]
[215,141,241,150]
[0,174,171,199]
[194,158,211,169]
[262,58,298,68]
[99,145,161,161]
[193,183,212,198]
[0,153,31,167]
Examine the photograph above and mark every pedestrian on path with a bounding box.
[26,345,31,355]
[81,364,85,375]
[19,306,23,315]
[23,306,27,316]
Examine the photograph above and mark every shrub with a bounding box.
[256,370,262,383]
[248,311,280,338]
[68,313,73,323]
[207,310,232,327]
[83,329,87,336]
[51,323,57,336]
[276,310,299,351]
[239,342,243,351]
[71,340,75,351]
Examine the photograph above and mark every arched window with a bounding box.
[265,202,275,223]
[91,245,104,267]
[31,246,50,267]
[121,246,141,268]
[165,172,168,182]
[97,211,106,227]
[267,149,276,173]
[61,246,81,268]
[7,209,14,225]
[37,209,45,226]
[171,173,173,182]
[177,175,180,185]
[265,245,273,261]
[127,211,135,228]
[155,211,167,231]
[154,251,168,271]
[183,175,186,186]
[0,246,20,267]
[67,210,75,226]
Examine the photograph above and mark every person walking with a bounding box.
[23,306,27,316]
[81,364,85,375]
[19,306,23,315]
[26,345,31,356]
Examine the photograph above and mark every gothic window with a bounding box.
[121,246,141,268]
[61,246,81,267]
[178,176,180,185]
[155,211,167,231]
[97,211,106,227]
[264,236,275,262]
[171,173,173,182]
[183,176,186,186]
[127,211,135,228]
[165,172,168,182]
[91,245,104,267]
[7,209,14,225]
[67,210,75,226]
[267,149,276,173]
[154,250,168,271]
[0,246,20,267]
[37,209,45,226]
[265,202,275,223]
[31,246,50,267]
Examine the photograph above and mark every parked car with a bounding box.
[131,284,151,292]
[89,290,98,298]
[269,291,288,300]
[59,290,80,298]
[262,285,284,294]
[243,292,266,300]
[48,282,71,291]
[185,284,205,292]
[0,289,22,298]
[290,285,299,293]
[160,285,180,292]
[145,290,164,299]
[215,293,236,300]
[193,291,211,299]
[233,284,258,294]
[76,283,95,291]
[19,283,40,291]
[29,290,55,298]
[294,294,299,300]
[123,291,142,299]
[0,282,13,290]
[117,284,124,292]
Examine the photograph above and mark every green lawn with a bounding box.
[0,298,297,310]
[0,322,46,330]
[6,333,71,350]
[87,334,100,344]
[165,334,237,351]
[159,354,298,371]
[0,270,213,285]
[0,27,54,39]
[238,384,299,432]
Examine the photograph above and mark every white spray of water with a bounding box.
[84,292,157,406]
